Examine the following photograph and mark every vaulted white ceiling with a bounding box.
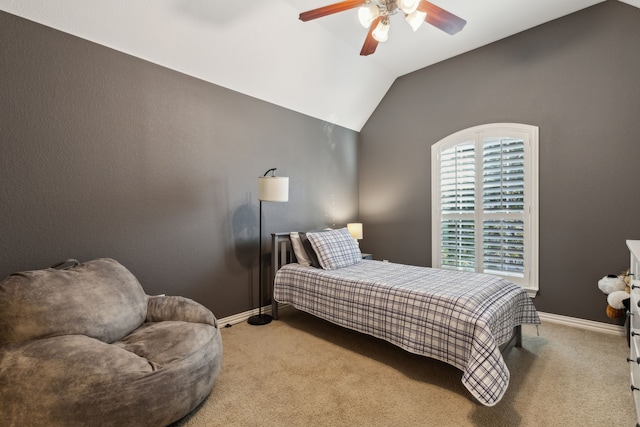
[1,0,638,130]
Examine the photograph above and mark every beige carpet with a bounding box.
[172,306,635,426]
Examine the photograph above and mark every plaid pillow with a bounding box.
[306,227,362,270]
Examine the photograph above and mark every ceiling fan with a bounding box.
[299,0,467,56]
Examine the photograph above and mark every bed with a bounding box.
[270,228,540,406]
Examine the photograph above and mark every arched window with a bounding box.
[431,123,539,295]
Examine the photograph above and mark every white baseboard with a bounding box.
[537,311,625,336]
[219,307,626,337]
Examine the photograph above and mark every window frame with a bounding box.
[431,123,539,296]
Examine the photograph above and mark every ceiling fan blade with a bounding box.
[360,16,381,56]
[299,0,366,22]
[418,1,467,35]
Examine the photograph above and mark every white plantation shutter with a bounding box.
[441,219,475,271]
[440,142,476,271]
[482,137,525,277]
[441,142,475,212]
[432,124,538,294]
[482,219,524,276]
[482,137,525,213]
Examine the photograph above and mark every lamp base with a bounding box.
[247,313,273,326]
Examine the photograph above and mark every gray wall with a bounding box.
[0,11,359,318]
[359,0,640,323]
[3,2,639,325]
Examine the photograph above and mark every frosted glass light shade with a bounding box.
[347,223,363,240]
[372,20,389,42]
[406,10,427,31]
[398,0,419,14]
[358,5,380,28]
[258,176,289,202]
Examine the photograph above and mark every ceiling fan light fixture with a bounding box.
[398,0,420,14]
[372,18,390,42]
[298,1,466,56]
[406,10,427,31]
[358,4,380,28]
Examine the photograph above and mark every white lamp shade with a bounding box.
[258,176,289,202]
[347,223,363,240]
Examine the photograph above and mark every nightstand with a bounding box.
[361,253,373,260]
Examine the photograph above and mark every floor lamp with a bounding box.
[248,168,289,326]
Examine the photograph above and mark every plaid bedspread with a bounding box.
[273,260,540,406]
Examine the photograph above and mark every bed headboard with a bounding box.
[271,232,295,273]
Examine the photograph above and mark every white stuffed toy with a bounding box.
[608,290,630,310]
[598,273,630,318]
[598,274,626,294]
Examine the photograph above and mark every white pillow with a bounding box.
[306,227,361,270]
[289,232,312,267]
